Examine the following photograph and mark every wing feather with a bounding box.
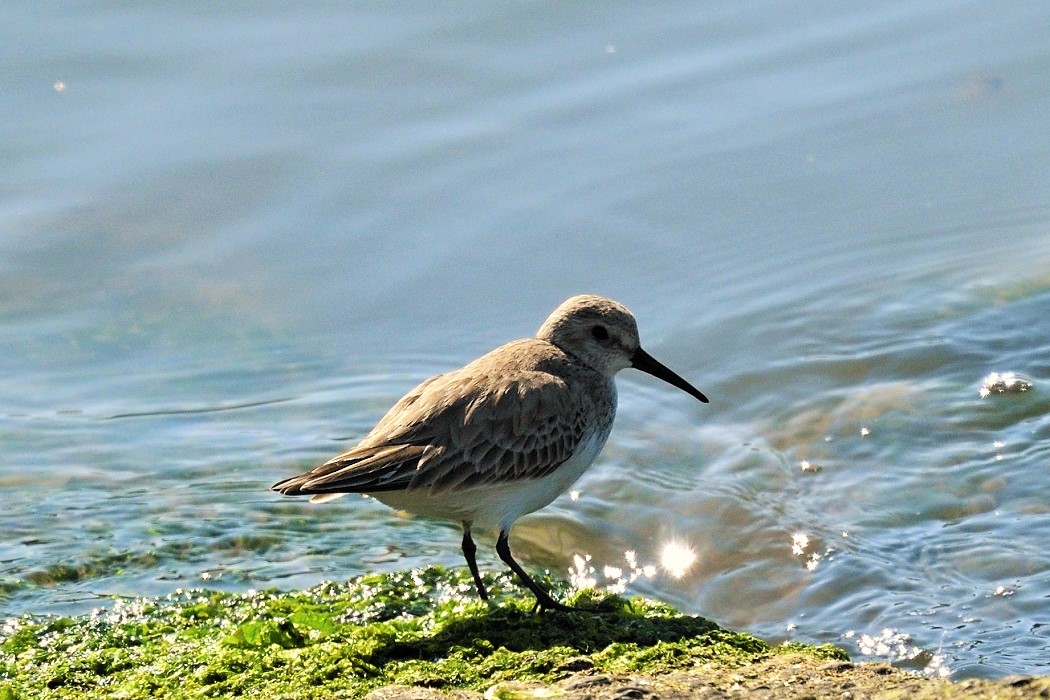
[413,375,588,493]
[270,340,600,498]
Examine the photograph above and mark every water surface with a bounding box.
[2,0,1049,679]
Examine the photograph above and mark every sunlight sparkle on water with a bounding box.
[791,532,824,570]
[568,550,658,594]
[659,541,697,579]
[854,628,951,678]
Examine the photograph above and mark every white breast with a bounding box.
[372,426,611,533]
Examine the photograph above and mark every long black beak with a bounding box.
[630,348,709,403]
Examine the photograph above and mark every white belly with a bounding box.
[371,429,608,532]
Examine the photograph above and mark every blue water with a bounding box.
[2,1,1049,680]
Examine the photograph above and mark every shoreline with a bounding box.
[1,567,1046,699]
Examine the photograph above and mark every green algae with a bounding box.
[0,566,844,699]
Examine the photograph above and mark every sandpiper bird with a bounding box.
[272,295,708,611]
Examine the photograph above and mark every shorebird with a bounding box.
[271,295,708,611]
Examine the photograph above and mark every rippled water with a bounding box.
[2,1,1049,680]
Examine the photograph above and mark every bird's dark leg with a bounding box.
[496,530,575,612]
[461,522,489,602]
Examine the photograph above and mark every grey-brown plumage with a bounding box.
[272,294,707,611]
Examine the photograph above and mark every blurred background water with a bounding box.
[2,0,1049,680]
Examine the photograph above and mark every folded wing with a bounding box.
[270,357,591,498]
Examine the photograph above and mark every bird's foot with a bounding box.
[529,590,600,614]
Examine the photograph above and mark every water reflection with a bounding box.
[848,628,951,678]
[659,541,697,580]
[568,550,658,596]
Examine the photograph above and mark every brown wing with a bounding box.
[271,344,594,497]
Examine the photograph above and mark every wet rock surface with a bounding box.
[369,655,1050,700]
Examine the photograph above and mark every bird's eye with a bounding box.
[591,325,609,341]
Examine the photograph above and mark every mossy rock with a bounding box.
[0,566,1044,699]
